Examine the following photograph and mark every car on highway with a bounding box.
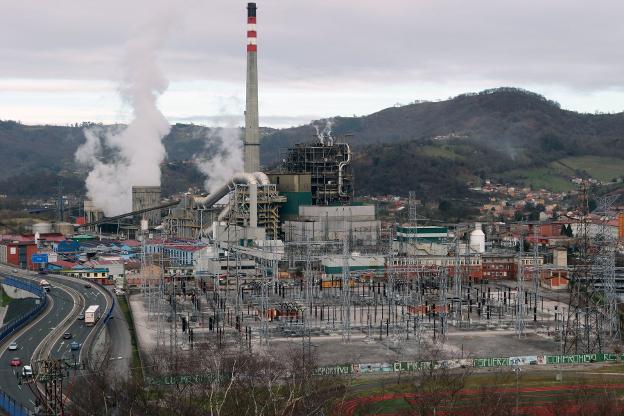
[8,342,18,351]
[62,332,72,340]
[70,341,81,351]
[22,365,32,377]
[114,288,125,295]
[84,283,92,289]
[77,313,85,320]
[9,357,22,367]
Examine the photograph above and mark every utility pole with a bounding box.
[22,358,83,416]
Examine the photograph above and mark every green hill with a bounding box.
[1,88,623,200]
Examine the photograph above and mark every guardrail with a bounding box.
[104,297,115,322]
[0,274,49,416]
[0,389,30,416]
[0,275,47,344]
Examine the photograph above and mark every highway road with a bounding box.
[0,264,113,412]
[106,295,132,378]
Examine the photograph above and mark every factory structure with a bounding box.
[7,2,618,363]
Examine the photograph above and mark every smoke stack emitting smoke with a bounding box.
[195,4,256,195]
[75,15,173,216]
[78,4,258,212]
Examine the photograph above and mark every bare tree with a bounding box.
[68,342,347,416]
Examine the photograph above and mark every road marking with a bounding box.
[29,399,35,406]
[17,384,22,391]
[28,336,32,342]
[57,342,64,352]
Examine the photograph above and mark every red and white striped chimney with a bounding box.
[244,2,260,173]
[247,3,257,52]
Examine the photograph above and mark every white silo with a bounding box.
[470,222,486,253]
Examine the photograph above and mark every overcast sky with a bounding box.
[2,0,624,127]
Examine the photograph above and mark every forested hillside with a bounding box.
[1,88,623,199]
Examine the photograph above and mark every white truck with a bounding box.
[84,305,101,326]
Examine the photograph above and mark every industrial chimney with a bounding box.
[244,2,260,173]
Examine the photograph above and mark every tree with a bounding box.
[69,343,347,416]
[397,348,473,415]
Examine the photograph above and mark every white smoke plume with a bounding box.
[75,14,174,216]
[194,97,244,195]
[313,118,334,145]
[194,127,244,195]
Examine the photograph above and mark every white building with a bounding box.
[283,205,381,247]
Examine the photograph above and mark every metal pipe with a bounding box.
[250,182,258,228]
[193,173,259,209]
[338,143,352,197]
[252,171,270,185]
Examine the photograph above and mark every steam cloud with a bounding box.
[75,15,173,216]
[194,126,244,195]
[314,118,334,145]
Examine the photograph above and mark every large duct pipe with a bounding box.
[253,171,270,185]
[194,172,262,236]
[193,173,258,209]
[244,2,260,173]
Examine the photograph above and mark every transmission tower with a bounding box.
[594,195,620,344]
[564,182,603,353]
[387,225,402,344]
[516,231,526,338]
[341,211,352,343]
[453,233,462,324]
[532,224,540,307]
[438,267,449,342]
[22,358,83,416]
[259,259,270,346]
[411,266,424,352]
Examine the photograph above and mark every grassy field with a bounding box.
[118,294,143,380]
[554,156,624,182]
[338,365,624,415]
[499,166,576,192]
[419,145,463,159]
[0,286,12,307]
[499,155,624,192]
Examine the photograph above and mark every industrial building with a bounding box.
[275,141,353,206]
[283,205,380,247]
[132,186,162,227]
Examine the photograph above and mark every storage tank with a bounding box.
[469,223,486,253]
[56,222,74,237]
[32,222,52,234]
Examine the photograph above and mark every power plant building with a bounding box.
[277,142,353,206]
[132,186,161,227]
[283,205,380,247]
